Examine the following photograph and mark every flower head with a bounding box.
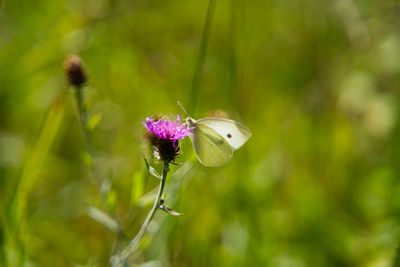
[143,115,193,163]
[143,115,193,145]
[64,54,87,88]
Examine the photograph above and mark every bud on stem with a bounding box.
[64,54,87,88]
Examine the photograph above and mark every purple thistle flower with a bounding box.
[143,115,193,147]
[143,114,193,163]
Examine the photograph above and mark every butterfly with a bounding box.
[187,117,252,167]
[178,102,252,167]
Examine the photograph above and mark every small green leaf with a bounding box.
[85,113,102,131]
[106,189,117,211]
[159,205,183,216]
[144,157,161,180]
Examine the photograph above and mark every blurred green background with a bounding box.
[1,0,400,266]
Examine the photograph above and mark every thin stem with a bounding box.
[76,86,90,155]
[75,86,108,196]
[76,86,91,156]
[74,86,126,254]
[188,0,217,115]
[110,162,170,266]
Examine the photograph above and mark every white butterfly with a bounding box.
[186,116,252,167]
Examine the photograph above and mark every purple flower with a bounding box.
[143,115,193,146]
[143,115,193,163]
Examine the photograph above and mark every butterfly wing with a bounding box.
[196,118,251,150]
[190,123,233,167]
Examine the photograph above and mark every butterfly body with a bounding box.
[186,117,252,167]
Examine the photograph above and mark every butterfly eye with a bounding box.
[227,133,232,138]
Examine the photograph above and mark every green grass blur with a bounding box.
[1,0,400,266]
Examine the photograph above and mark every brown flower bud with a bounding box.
[64,54,87,87]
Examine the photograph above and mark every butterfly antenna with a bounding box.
[177,100,190,118]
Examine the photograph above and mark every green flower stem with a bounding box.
[110,162,170,266]
[76,86,91,160]
[74,86,125,240]
[74,86,108,196]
